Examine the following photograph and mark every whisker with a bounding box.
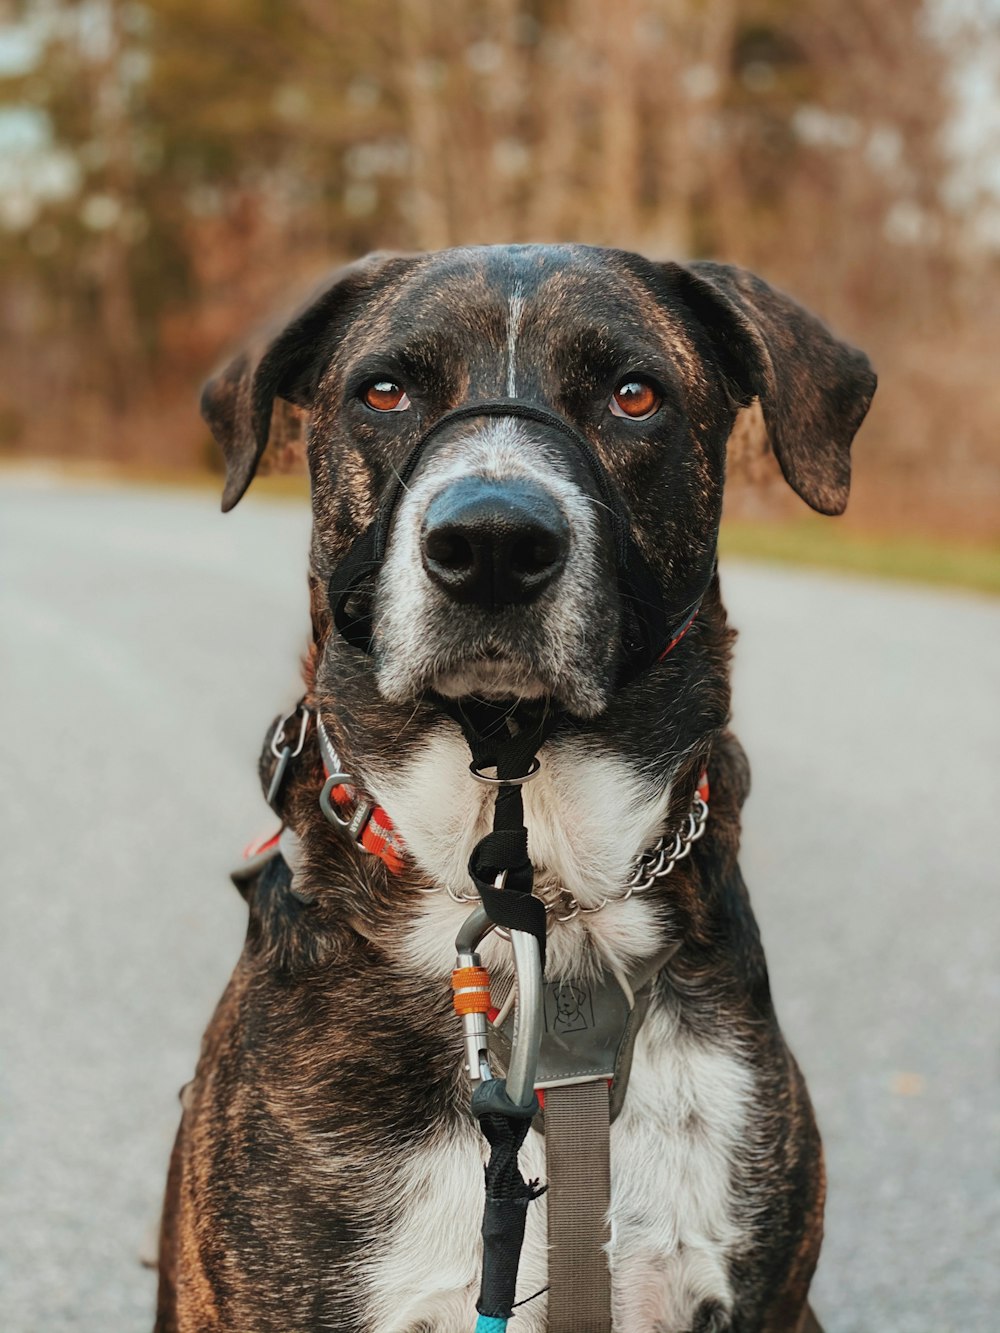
[390,691,427,743]
[619,588,669,614]
[390,464,413,496]
[571,493,618,519]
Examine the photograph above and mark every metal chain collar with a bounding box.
[435,790,709,923]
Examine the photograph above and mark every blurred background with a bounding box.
[1,0,999,557]
[1,3,999,1333]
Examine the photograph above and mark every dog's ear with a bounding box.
[666,261,876,515]
[202,253,411,511]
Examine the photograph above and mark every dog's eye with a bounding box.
[610,378,661,420]
[363,381,410,412]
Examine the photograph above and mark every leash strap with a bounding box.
[545,1082,613,1333]
[440,694,555,969]
[444,695,553,1326]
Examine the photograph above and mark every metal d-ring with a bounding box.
[319,772,374,839]
[468,757,541,786]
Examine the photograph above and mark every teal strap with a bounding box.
[475,1317,508,1333]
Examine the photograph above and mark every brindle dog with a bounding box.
[156,245,875,1333]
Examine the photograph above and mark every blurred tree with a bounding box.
[0,0,996,529]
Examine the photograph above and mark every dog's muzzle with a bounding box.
[327,397,713,686]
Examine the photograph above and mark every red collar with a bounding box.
[657,606,699,659]
[314,715,708,880]
[248,710,709,882]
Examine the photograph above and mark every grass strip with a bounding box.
[720,517,1000,597]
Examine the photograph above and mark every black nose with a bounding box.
[421,478,569,608]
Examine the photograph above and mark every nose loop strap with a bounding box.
[371,398,632,566]
[326,394,711,682]
[329,397,631,656]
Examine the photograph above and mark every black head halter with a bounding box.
[327,397,710,685]
[325,397,716,958]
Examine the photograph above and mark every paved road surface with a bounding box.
[1,474,997,1333]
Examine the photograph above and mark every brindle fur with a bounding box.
[157,245,875,1333]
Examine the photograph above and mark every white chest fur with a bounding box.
[361,1010,751,1333]
[364,726,677,897]
[364,726,682,979]
[356,725,751,1330]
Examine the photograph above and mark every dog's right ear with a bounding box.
[202,254,411,511]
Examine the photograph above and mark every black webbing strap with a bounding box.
[436,694,556,1323]
[438,695,556,969]
[472,1100,545,1321]
[544,1082,613,1333]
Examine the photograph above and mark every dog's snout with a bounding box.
[421,478,569,608]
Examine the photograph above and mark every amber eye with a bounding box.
[610,378,661,420]
[363,380,410,412]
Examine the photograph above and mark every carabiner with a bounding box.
[453,880,544,1112]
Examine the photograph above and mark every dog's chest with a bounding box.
[354,719,749,1329]
[361,1011,752,1333]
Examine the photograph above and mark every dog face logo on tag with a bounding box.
[544,981,595,1034]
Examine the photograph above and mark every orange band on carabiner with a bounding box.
[451,966,492,1016]
[452,966,490,990]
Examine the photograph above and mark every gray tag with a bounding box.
[490,970,634,1090]
[485,942,678,1125]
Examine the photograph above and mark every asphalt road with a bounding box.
[1,473,997,1333]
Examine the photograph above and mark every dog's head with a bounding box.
[203,245,875,718]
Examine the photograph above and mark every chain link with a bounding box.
[441,792,709,923]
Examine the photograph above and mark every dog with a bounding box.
[155,244,875,1333]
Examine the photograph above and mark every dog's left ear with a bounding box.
[666,261,877,515]
[202,253,410,511]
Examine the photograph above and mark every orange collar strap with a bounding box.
[251,708,709,889]
[316,717,407,875]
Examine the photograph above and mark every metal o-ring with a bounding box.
[468,757,542,786]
